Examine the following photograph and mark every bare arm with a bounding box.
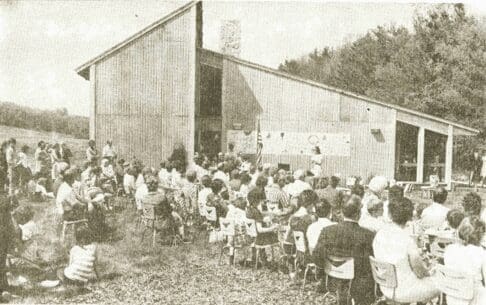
[408,243,430,279]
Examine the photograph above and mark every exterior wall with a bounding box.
[221,59,397,180]
[93,6,198,166]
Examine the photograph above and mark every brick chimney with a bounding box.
[220,20,241,57]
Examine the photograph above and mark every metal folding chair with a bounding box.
[435,264,474,305]
[324,256,355,305]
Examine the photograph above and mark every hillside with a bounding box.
[0,125,88,166]
[0,102,89,139]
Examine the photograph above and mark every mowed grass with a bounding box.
[2,128,485,304]
[10,187,486,305]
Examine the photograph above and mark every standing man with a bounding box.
[60,142,73,165]
[86,140,99,163]
[469,149,483,188]
[5,138,17,196]
[102,140,117,162]
[35,141,53,191]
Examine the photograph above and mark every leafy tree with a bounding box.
[279,4,486,170]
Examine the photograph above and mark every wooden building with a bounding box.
[76,1,478,187]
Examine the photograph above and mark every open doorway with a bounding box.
[196,64,223,159]
[424,130,447,182]
[395,121,419,181]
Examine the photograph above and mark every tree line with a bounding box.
[279,4,486,170]
[0,101,89,139]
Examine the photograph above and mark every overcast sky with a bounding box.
[1,1,485,116]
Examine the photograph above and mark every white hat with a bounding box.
[293,169,304,180]
[368,176,388,194]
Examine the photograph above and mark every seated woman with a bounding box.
[58,225,97,285]
[444,216,486,305]
[373,197,439,303]
[142,176,184,242]
[224,197,249,265]
[246,188,279,266]
[9,205,40,264]
[206,179,229,226]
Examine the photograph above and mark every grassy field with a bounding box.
[0,125,88,166]
[3,127,486,304]
[6,187,486,305]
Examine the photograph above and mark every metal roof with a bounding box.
[201,48,479,136]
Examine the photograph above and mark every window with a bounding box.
[200,64,222,116]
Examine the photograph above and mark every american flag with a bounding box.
[256,118,263,166]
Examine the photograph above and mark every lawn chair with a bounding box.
[218,217,236,265]
[434,264,474,305]
[61,219,88,243]
[369,256,400,304]
[324,256,354,305]
[293,231,319,292]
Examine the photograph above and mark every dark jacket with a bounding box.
[313,220,375,304]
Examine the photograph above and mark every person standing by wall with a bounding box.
[102,140,116,162]
[86,140,99,163]
[0,193,16,301]
[5,138,17,196]
[0,141,8,194]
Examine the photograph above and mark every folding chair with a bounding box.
[205,206,217,222]
[61,219,88,243]
[434,264,474,305]
[323,256,354,305]
[267,202,280,214]
[244,219,279,270]
[429,236,458,260]
[293,231,319,291]
[218,217,236,265]
[369,256,401,304]
[140,205,157,247]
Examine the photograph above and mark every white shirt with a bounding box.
[64,244,97,283]
[158,168,170,186]
[56,182,73,215]
[123,174,135,193]
[135,184,148,210]
[19,220,38,241]
[102,144,116,158]
[444,244,486,305]
[197,187,212,215]
[306,217,335,254]
[17,152,29,168]
[213,170,228,183]
[420,202,450,232]
[286,180,312,198]
[359,213,386,233]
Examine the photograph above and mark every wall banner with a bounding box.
[227,130,257,154]
[261,131,351,157]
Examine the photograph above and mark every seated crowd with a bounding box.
[1,138,486,305]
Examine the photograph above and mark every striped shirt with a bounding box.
[64,244,97,283]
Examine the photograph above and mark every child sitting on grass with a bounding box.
[58,225,97,285]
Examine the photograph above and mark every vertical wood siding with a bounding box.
[94,7,198,167]
[222,60,397,180]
